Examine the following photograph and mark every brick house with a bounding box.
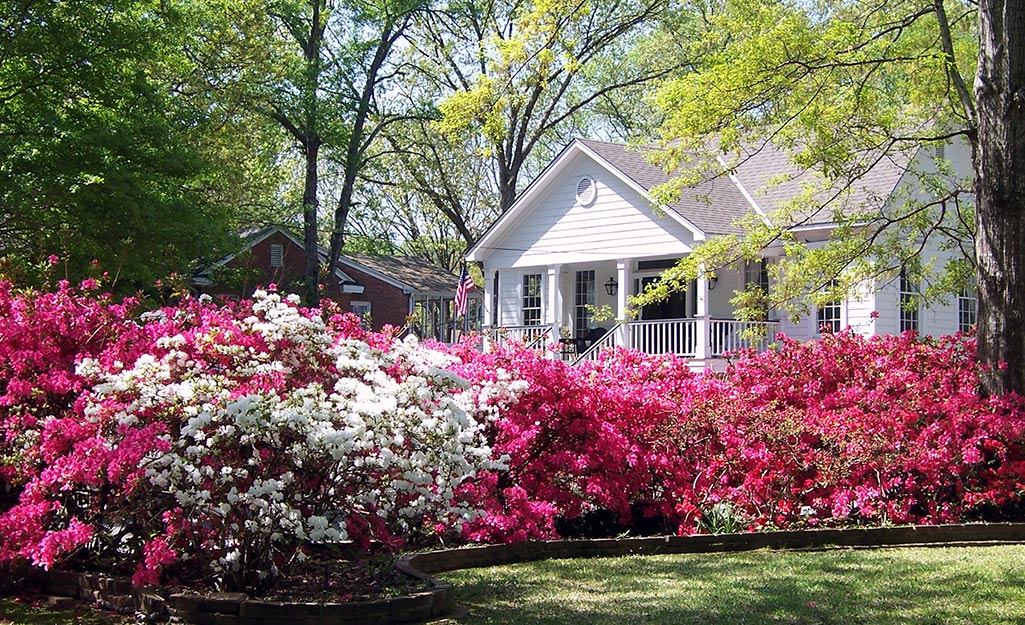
[193,225,480,339]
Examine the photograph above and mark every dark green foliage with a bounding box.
[0,0,237,290]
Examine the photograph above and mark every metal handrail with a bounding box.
[574,324,621,363]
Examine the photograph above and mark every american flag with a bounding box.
[455,264,474,317]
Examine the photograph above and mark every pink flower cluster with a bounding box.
[445,331,1025,541]
[3,275,1025,592]
[0,281,503,591]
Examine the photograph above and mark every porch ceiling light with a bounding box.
[604,277,618,296]
[708,274,718,290]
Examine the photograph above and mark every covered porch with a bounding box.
[481,256,779,368]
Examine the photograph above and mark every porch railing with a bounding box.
[628,318,699,357]
[575,326,620,362]
[489,319,780,363]
[484,325,552,351]
[707,319,779,356]
[575,318,780,363]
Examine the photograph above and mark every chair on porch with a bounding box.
[575,326,609,354]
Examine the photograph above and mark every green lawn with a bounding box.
[0,597,132,625]
[434,545,1025,625]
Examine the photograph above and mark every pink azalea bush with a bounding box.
[3,275,1025,592]
[443,331,1025,540]
[0,281,515,590]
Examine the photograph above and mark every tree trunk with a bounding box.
[302,137,321,306]
[974,0,1025,395]
[497,150,518,213]
[301,0,325,307]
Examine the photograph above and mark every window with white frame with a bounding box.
[743,259,770,321]
[958,285,977,332]
[899,268,920,332]
[269,243,284,268]
[350,301,371,328]
[816,280,841,334]
[574,270,595,337]
[522,273,542,326]
[743,259,769,294]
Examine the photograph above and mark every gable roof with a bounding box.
[192,225,356,286]
[575,139,754,235]
[468,139,719,262]
[340,253,461,295]
[468,137,918,263]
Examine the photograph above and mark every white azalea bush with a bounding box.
[14,290,518,591]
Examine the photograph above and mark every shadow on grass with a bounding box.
[0,597,132,625]
[436,545,1025,625]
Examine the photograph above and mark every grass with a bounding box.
[433,545,1025,625]
[0,597,132,625]
[4,545,1023,624]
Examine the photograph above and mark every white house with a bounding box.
[466,138,977,368]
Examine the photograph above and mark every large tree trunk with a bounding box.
[301,0,325,307]
[975,0,1025,395]
[302,138,321,306]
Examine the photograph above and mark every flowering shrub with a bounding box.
[0,283,511,590]
[445,341,700,542]
[3,274,1025,592]
[444,331,1025,540]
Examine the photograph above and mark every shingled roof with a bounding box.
[576,138,913,233]
[726,141,911,227]
[341,253,460,294]
[576,139,753,235]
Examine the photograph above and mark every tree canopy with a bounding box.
[645,0,1025,394]
[0,0,247,289]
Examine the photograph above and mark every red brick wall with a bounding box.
[337,263,412,330]
[199,232,355,304]
[198,232,411,331]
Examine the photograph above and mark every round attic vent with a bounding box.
[576,176,597,205]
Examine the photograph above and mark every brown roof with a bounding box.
[577,139,752,235]
[341,253,461,294]
[728,141,911,227]
[577,138,912,233]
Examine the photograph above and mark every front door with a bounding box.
[637,276,687,319]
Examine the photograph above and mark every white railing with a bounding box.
[574,326,620,362]
[628,318,699,358]
[487,319,779,362]
[708,319,778,356]
[485,325,552,351]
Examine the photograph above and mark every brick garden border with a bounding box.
[10,523,1025,624]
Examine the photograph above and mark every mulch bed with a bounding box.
[258,554,431,603]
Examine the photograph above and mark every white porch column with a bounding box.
[547,265,562,358]
[695,272,711,361]
[483,268,495,329]
[480,269,497,351]
[615,259,631,349]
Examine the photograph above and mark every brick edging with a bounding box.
[400,522,1025,575]
[9,567,452,625]
[13,523,1025,624]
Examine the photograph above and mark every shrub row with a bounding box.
[2,279,1024,593]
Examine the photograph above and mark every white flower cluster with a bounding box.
[80,290,524,582]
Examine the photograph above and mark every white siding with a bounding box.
[874,265,964,338]
[872,140,972,337]
[705,267,752,319]
[498,271,526,326]
[486,154,697,269]
[845,280,878,336]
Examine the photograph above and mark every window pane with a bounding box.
[522,274,542,325]
[899,268,920,332]
[958,286,977,332]
[816,279,841,333]
[574,270,594,337]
